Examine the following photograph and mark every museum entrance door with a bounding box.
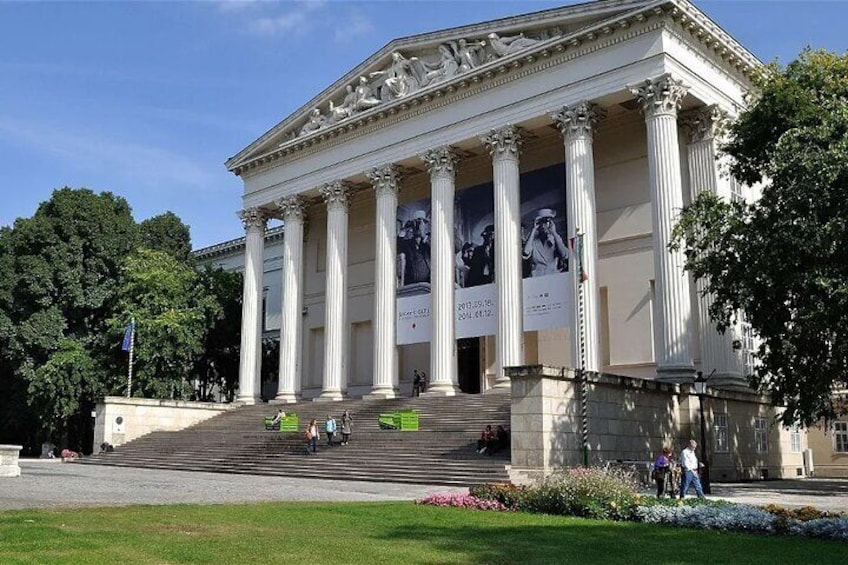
[457,337,481,394]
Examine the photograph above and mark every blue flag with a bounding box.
[121,320,135,352]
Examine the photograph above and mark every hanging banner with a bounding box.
[396,163,571,345]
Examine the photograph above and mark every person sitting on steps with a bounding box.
[476,425,495,454]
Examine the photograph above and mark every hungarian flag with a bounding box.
[569,235,589,283]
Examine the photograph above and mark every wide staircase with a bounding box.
[83,391,511,486]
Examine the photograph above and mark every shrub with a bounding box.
[636,503,776,534]
[788,517,848,541]
[416,493,508,511]
[469,483,528,510]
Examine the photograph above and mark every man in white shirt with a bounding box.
[679,440,706,499]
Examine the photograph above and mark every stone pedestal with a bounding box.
[0,445,23,477]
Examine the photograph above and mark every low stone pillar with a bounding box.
[505,365,581,484]
[0,445,23,477]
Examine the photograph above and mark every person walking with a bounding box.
[341,410,353,445]
[412,369,422,397]
[325,414,337,447]
[653,447,673,498]
[305,418,319,455]
[679,440,706,499]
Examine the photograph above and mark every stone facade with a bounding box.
[93,397,235,450]
[507,365,806,483]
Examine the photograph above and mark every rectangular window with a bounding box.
[714,413,729,453]
[730,176,746,204]
[261,287,269,333]
[789,425,802,454]
[755,417,769,453]
[741,320,756,376]
[835,422,848,453]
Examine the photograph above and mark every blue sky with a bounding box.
[1,0,845,250]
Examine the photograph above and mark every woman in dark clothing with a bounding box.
[653,447,673,497]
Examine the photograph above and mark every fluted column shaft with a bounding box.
[368,165,401,398]
[237,208,267,404]
[481,126,525,387]
[421,147,459,395]
[318,182,350,401]
[552,103,604,373]
[631,74,695,380]
[682,106,741,383]
[274,197,306,403]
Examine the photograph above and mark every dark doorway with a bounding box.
[457,337,481,394]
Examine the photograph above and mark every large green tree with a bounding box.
[0,188,137,448]
[113,248,221,399]
[672,50,848,426]
[139,211,193,263]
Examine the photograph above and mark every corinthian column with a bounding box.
[317,181,350,401]
[236,207,267,404]
[551,102,605,373]
[630,73,695,382]
[421,147,460,395]
[273,196,306,403]
[366,164,401,399]
[481,125,525,387]
[681,105,742,386]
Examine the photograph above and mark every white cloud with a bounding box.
[0,117,217,191]
[214,0,363,40]
[334,11,376,43]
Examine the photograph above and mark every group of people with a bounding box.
[475,424,509,455]
[400,206,569,291]
[652,440,707,499]
[305,411,353,455]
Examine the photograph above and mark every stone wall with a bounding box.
[806,424,848,478]
[93,397,235,452]
[507,365,805,483]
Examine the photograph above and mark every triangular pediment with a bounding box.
[226,0,758,173]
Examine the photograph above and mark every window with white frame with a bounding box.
[714,413,729,453]
[834,422,848,453]
[789,425,802,453]
[755,417,769,453]
[741,320,756,376]
[730,176,746,204]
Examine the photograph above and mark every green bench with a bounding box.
[377,410,419,431]
[263,414,299,432]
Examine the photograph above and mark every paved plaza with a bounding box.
[1,460,846,512]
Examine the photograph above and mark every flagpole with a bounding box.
[127,316,135,398]
[574,230,589,467]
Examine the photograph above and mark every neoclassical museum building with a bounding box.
[193,0,820,479]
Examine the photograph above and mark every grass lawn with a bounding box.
[0,501,844,564]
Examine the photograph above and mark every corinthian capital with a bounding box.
[480,125,525,160]
[680,105,729,144]
[629,74,689,117]
[367,164,402,197]
[238,207,268,230]
[420,146,459,179]
[319,181,351,210]
[274,195,307,222]
[551,102,606,141]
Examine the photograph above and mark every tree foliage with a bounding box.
[139,211,192,263]
[672,50,848,426]
[0,188,242,451]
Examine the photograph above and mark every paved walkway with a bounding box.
[2,460,846,513]
[0,460,465,511]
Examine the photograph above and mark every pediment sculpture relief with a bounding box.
[285,27,562,143]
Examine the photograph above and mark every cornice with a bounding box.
[193,226,286,261]
[230,0,761,179]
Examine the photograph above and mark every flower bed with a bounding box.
[417,467,848,542]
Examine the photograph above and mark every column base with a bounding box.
[421,383,460,396]
[313,391,344,402]
[269,394,300,404]
[492,377,511,389]
[363,387,399,400]
[655,366,696,384]
[235,394,263,405]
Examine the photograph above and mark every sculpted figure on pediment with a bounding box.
[456,38,486,72]
[419,42,462,86]
[371,52,421,101]
[488,32,540,57]
[353,76,382,111]
[299,107,327,136]
[327,84,358,124]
